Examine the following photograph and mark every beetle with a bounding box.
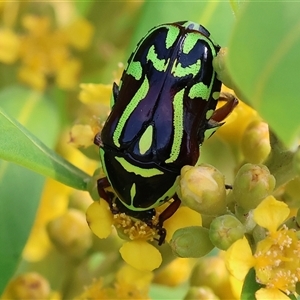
[94,21,238,245]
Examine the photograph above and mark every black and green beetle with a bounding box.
[94,21,237,245]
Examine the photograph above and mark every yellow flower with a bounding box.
[75,278,108,300]
[55,58,81,90]
[226,196,300,299]
[86,200,113,239]
[87,199,203,270]
[225,237,255,281]
[154,258,192,286]
[22,179,70,261]
[47,208,92,259]
[69,124,95,148]
[75,265,152,299]
[0,28,20,63]
[17,14,93,90]
[163,206,202,242]
[63,18,94,51]
[79,83,112,106]
[115,263,153,298]
[215,86,259,148]
[119,240,162,271]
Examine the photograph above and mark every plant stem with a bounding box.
[265,131,297,189]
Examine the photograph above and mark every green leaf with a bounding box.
[227,2,300,146]
[74,1,93,16]
[0,86,90,294]
[0,86,59,294]
[0,91,90,190]
[129,1,235,52]
[241,268,262,300]
[0,161,47,294]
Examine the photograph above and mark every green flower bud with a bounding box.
[209,215,245,250]
[282,177,300,208]
[47,208,92,259]
[170,226,214,258]
[178,164,226,216]
[212,47,245,100]
[190,256,236,299]
[184,286,220,300]
[241,121,270,164]
[233,163,275,211]
[212,47,235,90]
[235,208,256,233]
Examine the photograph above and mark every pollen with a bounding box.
[254,225,300,294]
[112,213,159,242]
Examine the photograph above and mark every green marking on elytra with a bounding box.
[189,82,209,100]
[183,32,201,54]
[155,176,180,207]
[147,45,169,72]
[172,59,201,78]
[130,183,136,203]
[139,124,153,155]
[113,77,149,147]
[127,61,143,80]
[212,91,220,100]
[125,176,180,211]
[115,156,163,177]
[165,25,180,49]
[99,148,112,189]
[165,89,184,164]
[206,109,214,120]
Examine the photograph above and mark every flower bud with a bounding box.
[154,258,191,286]
[69,124,95,148]
[212,47,235,90]
[170,226,214,258]
[190,256,236,299]
[2,272,50,300]
[209,215,245,250]
[47,208,92,258]
[178,164,226,216]
[241,121,270,164]
[184,286,220,300]
[232,163,275,211]
[282,177,300,208]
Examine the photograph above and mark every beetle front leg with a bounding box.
[157,194,181,245]
[96,177,117,213]
[210,92,238,123]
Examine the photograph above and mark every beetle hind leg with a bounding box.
[156,194,181,245]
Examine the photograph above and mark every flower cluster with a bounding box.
[0,6,93,90]
[76,80,300,299]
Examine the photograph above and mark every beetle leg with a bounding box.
[210,92,238,123]
[94,132,103,147]
[96,177,118,212]
[156,194,181,245]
